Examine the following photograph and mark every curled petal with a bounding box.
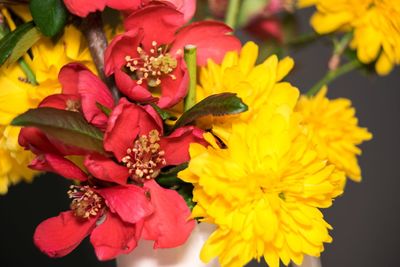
[84,154,129,185]
[90,212,143,261]
[30,154,88,181]
[34,211,97,257]
[105,29,143,76]
[159,126,207,165]
[142,180,195,248]
[162,0,196,23]
[170,21,241,65]
[97,185,153,224]
[114,69,156,103]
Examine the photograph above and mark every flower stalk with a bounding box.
[184,45,197,111]
[225,0,242,29]
[306,59,361,96]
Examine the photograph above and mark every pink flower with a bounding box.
[105,4,241,108]
[63,0,195,22]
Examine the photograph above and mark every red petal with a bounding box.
[106,0,141,10]
[142,180,195,248]
[84,154,129,185]
[29,154,88,181]
[63,0,106,17]
[159,126,206,165]
[104,99,161,161]
[34,211,97,257]
[161,0,196,23]
[114,69,156,103]
[157,56,189,108]
[39,94,81,110]
[97,185,153,224]
[90,212,143,261]
[170,21,241,65]
[123,5,184,50]
[104,29,143,76]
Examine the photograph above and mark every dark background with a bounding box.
[1,8,399,267]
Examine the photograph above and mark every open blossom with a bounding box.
[63,0,195,22]
[295,87,372,182]
[179,93,345,267]
[306,0,400,75]
[105,4,241,108]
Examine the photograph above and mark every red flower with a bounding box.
[63,0,195,21]
[33,162,154,260]
[105,4,241,108]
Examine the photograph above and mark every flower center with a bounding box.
[122,129,166,182]
[68,185,104,219]
[125,41,177,87]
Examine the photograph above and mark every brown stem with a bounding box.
[80,12,120,102]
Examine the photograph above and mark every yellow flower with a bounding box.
[295,87,372,182]
[0,20,94,194]
[196,41,298,139]
[307,0,400,75]
[179,93,345,267]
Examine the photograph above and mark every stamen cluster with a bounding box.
[68,185,103,219]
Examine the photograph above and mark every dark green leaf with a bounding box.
[11,107,105,154]
[178,184,195,211]
[5,26,42,66]
[30,0,68,37]
[96,102,112,117]
[173,93,248,130]
[150,103,177,121]
[156,163,188,187]
[0,22,35,65]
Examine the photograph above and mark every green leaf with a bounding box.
[0,22,35,66]
[96,102,112,117]
[156,163,188,187]
[30,0,68,37]
[237,0,269,27]
[11,107,105,154]
[150,103,177,121]
[5,26,42,66]
[178,184,195,211]
[173,93,248,130]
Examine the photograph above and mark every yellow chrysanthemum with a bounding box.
[179,92,345,267]
[196,41,297,138]
[0,11,94,193]
[295,87,372,182]
[307,0,400,75]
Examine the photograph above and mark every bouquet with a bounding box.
[1,0,397,266]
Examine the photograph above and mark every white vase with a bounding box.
[293,256,322,267]
[117,223,219,267]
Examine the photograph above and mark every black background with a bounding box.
[1,8,399,267]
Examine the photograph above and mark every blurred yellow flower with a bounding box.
[179,92,345,267]
[196,41,298,139]
[296,87,372,182]
[0,23,94,194]
[307,0,400,75]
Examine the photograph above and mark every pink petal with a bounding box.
[123,4,184,50]
[246,18,283,42]
[39,94,81,110]
[97,185,153,224]
[60,63,114,130]
[161,0,196,23]
[29,154,88,181]
[84,154,129,185]
[170,21,241,65]
[63,0,107,17]
[104,99,161,161]
[34,211,97,257]
[142,180,195,248]
[114,69,156,103]
[104,29,143,76]
[157,55,189,108]
[90,212,143,261]
[159,126,206,165]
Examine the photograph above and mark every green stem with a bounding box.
[306,59,361,96]
[285,32,320,47]
[225,0,241,29]
[18,58,37,85]
[184,45,197,111]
